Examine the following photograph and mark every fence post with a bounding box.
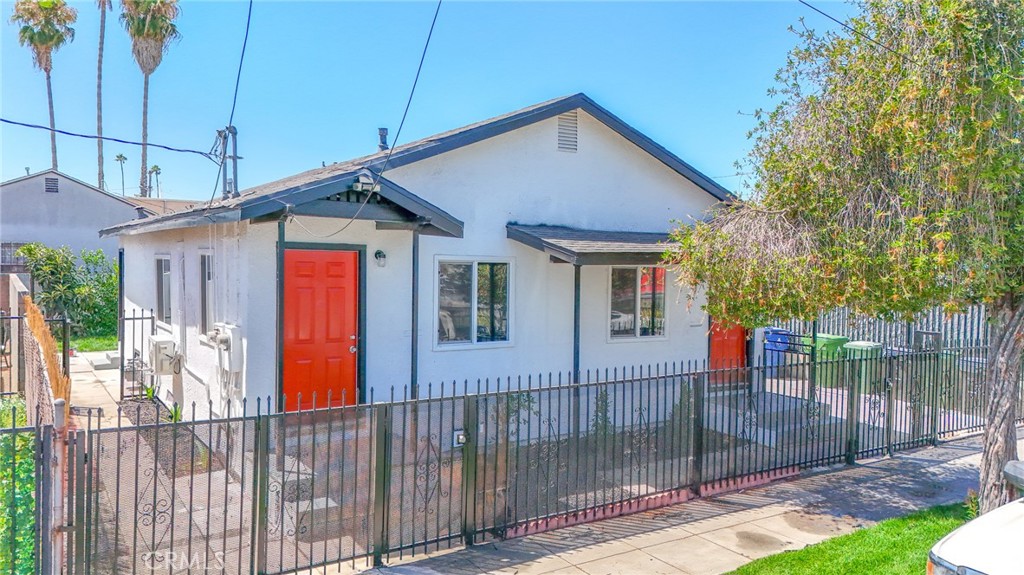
[844,358,860,465]
[462,395,480,546]
[371,403,392,567]
[61,317,70,377]
[929,350,940,446]
[252,411,270,575]
[885,362,895,458]
[689,373,706,496]
[40,399,66,575]
[72,429,86,575]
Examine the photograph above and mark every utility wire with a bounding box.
[290,0,443,239]
[205,0,255,210]
[797,0,914,64]
[1,118,215,161]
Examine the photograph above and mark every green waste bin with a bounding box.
[800,333,850,387]
[843,341,884,391]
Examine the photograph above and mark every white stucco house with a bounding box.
[103,94,743,417]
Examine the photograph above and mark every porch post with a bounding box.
[410,228,420,399]
[573,265,581,381]
[275,217,285,412]
[572,265,582,436]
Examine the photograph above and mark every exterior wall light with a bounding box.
[374,250,387,268]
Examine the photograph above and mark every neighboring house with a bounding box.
[103,94,739,418]
[0,169,196,273]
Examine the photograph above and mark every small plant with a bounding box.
[964,489,980,520]
[143,384,156,401]
[168,403,183,423]
[591,388,612,437]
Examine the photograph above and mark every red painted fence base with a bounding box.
[504,466,801,540]
[699,466,801,497]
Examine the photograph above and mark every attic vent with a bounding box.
[557,110,578,152]
[44,177,59,193]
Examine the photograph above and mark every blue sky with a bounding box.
[1,1,851,200]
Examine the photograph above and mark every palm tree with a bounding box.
[114,153,127,195]
[120,0,180,197]
[148,164,161,197]
[96,0,110,189]
[11,0,77,171]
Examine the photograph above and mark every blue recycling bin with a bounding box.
[764,327,793,377]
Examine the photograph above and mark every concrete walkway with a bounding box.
[68,351,121,428]
[360,427,1023,575]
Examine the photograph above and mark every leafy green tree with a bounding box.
[668,0,1023,513]
[10,0,78,170]
[17,244,119,336]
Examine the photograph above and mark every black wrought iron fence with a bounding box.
[43,345,1021,574]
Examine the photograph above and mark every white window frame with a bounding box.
[155,255,172,329]
[607,265,669,342]
[433,256,514,350]
[199,251,214,336]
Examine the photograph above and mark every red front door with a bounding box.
[709,319,747,371]
[283,249,359,411]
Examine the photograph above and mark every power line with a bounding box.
[797,0,914,64]
[227,0,253,127]
[292,0,444,239]
[0,118,215,161]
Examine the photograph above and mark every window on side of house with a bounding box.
[610,266,666,339]
[199,254,214,334]
[155,257,171,325]
[438,260,509,345]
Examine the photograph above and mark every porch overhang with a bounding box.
[100,169,464,239]
[506,224,669,266]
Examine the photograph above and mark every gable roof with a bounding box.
[225,93,733,205]
[101,93,731,237]
[2,169,155,213]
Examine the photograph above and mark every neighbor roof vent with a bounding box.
[44,177,59,193]
[557,110,578,152]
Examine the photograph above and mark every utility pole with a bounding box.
[219,128,230,200]
[228,125,240,198]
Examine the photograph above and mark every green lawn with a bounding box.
[729,504,969,575]
[70,334,118,353]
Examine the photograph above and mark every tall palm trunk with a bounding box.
[139,72,149,197]
[978,295,1024,513]
[45,69,57,170]
[96,4,105,188]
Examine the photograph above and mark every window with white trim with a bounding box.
[438,261,509,344]
[199,254,214,334]
[155,257,172,325]
[610,266,666,338]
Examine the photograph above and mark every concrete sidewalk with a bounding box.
[361,428,1023,575]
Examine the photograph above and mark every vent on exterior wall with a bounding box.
[557,110,578,152]
[44,177,59,193]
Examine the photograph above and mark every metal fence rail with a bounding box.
[11,342,1023,574]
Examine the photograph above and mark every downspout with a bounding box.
[118,247,125,401]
